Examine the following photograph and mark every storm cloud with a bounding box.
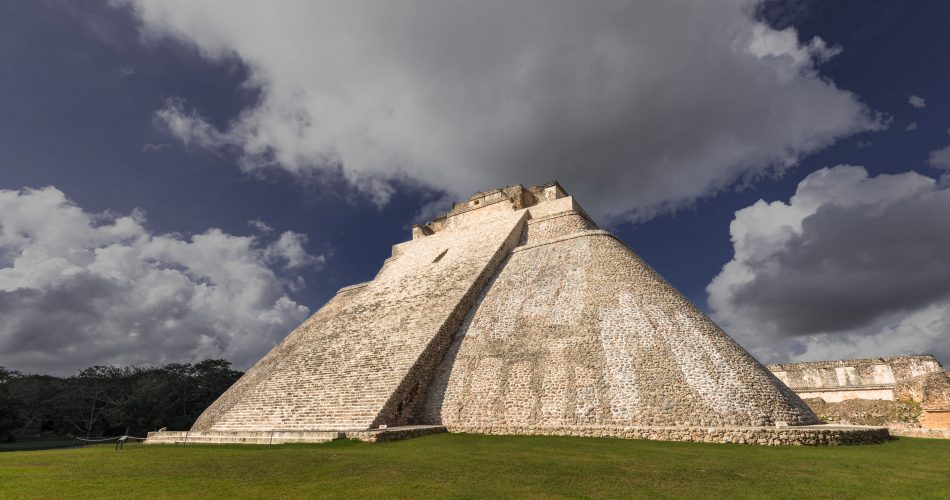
[0,186,321,375]
[118,0,882,221]
[709,166,950,363]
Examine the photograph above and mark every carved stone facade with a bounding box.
[157,182,887,446]
[767,355,944,403]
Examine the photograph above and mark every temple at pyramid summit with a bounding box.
[147,182,888,445]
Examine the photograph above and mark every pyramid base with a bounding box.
[144,425,446,445]
[444,424,890,446]
[145,424,888,446]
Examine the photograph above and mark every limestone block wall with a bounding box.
[794,388,894,402]
[768,356,943,403]
[895,371,950,429]
[417,185,533,238]
[422,226,819,430]
[521,210,596,245]
[921,411,950,429]
[455,424,888,446]
[193,209,528,431]
[895,371,950,407]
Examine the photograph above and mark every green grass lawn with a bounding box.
[0,438,78,452]
[1,434,948,499]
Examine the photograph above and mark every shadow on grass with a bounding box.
[0,438,78,452]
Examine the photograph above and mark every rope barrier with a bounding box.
[70,434,149,450]
[72,436,122,442]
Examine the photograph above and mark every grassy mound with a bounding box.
[1,433,948,498]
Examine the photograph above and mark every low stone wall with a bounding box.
[145,430,342,445]
[445,424,889,446]
[146,425,884,446]
[888,427,950,439]
[343,425,447,443]
[145,426,447,445]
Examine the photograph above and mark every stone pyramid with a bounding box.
[170,183,887,445]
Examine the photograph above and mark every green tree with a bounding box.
[0,360,242,441]
[0,367,24,442]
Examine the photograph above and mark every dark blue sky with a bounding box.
[0,1,423,306]
[627,0,950,308]
[2,0,949,372]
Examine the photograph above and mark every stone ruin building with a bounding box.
[148,182,887,446]
[770,356,949,433]
[768,355,943,403]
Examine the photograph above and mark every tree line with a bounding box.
[0,359,242,442]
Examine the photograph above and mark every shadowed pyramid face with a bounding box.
[193,182,819,436]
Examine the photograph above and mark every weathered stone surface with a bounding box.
[895,371,950,429]
[768,356,944,402]
[170,182,889,446]
[145,430,342,445]
[446,424,889,446]
[194,207,528,432]
[804,398,922,427]
[889,427,950,439]
[895,371,950,409]
[423,229,818,429]
[788,370,950,435]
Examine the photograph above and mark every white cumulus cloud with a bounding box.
[117,0,882,222]
[909,94,926,109]
[264,231,325,270]
[929,144,950,171]
[708,166,950,365]
[0,186,322,375]
[247,218,273,234]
